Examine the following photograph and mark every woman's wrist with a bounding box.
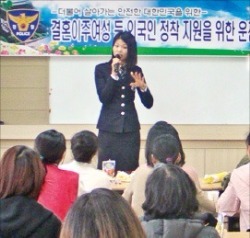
[111,73,119,80]
[140,84,147,92]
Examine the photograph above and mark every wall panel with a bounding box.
[0,124,248,178]
[0,57,49,124]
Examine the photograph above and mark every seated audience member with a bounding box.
[0,145,61,238]
[60,188,146,238]
[221,132,250,191]
[216,132,250,231]
[151,134,217,225]
[35,129,79,221]
[141,164,220,238]
[123,121,215,217]
[60,130,111,195]
[235,132,250,167]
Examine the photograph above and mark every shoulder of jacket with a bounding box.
[96,62,110,68]
[198,225,220,237]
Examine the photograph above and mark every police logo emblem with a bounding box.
[7,9,39,42]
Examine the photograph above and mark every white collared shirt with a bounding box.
[60,161,112,196]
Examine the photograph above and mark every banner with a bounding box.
[0,0,249,56]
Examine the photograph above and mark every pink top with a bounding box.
[182,164,216,213]
[217,163,250,231]
[38,164,79,221]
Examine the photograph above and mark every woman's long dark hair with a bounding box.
[145,121,185,166]
[60,188,146,238]
[110,31,137,70]
[142,164,199,220]
[0,145,45,199]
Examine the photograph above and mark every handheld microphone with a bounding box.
[114,54,121,73]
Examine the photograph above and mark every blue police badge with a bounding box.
[7,9,39,42]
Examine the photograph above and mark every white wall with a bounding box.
[49,56,249,124]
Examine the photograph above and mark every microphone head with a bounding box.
[114,54,121,59]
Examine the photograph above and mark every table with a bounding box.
[111,179,223,193]
[111,180,129,194]
[199,179,223,191]
[222,231,249,238]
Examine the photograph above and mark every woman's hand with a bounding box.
[111,57,120,76]
[130,71,147,91]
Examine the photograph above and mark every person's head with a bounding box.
[151,134,181,166]
[142,164,199,220]
[111,31,137,69]
[60,188,146,238]
[145,121,185,166]
[34,129,66,164]
[246,132,250,156]
[0,145,46,199]
[71,130,98,163]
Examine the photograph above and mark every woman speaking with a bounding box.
[94,31,153,172]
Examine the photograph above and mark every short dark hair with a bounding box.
[60,188,146,238]
[34,129,66,164]
[71,130,98,163]
[142,164,199,220]
[246,132,250,146]
[145,121,185,166]
[0,145,46,199]
[151,134,180,164]
[111,31,137,70]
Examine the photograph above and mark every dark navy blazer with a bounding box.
[95,62,153,133]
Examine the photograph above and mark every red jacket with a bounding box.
[38,164,79,220]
